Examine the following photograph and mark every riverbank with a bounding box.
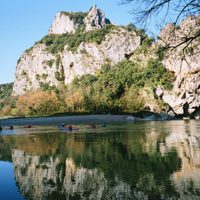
[0,115,131,126]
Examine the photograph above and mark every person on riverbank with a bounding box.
[0,126,2,131]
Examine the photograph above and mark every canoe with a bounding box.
[58,126,79,131]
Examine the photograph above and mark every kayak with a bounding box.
[58,126,79,131]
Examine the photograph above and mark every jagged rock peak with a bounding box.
[48,5,111,35]
[49,12,78,34]
[84,5,111,31]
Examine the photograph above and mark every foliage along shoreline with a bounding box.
[0,17,174,118]
[0,57,174,118]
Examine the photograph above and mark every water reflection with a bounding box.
[0,121,200,199]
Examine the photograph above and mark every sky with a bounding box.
[0,0,157,84]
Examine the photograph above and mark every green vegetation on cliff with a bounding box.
[0,58,173,116]
[38,24,115,53]
[2,19,174,117]
[72,58,173,113]
[60,11,87,26]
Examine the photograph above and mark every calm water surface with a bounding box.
[0,120,200,200]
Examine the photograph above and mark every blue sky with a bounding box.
[0,0,156,84]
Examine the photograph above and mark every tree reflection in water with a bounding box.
[0,121,200,199]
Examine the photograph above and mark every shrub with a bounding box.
[35,74,40,81]
[0,83,14,113]
[156,46,168,60]
[65,90,84,112]
[42,74,48,79]
[61,11,86,26]
[142,59,174,90]
[73,74,97,88]
[46,59,54,68]
[72,58,174,113]
[141,37,154,48]
[2,105,12,115]
[120,87,145,112]
[55,68,65,82]
[39,24,115,53]
[55,54,61,66]
[16,90,59,116]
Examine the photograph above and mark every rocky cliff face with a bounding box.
[156,15,200,116]
[12,5,140,96]
[12,6,200,116]
[49,5,110,35]
[84,4,110,31]
[49,12,78,34]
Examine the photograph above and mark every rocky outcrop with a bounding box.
[84,5,110,31]
[13,44,59,95]
[62,28,140,84]
[49,12,78,34]
[156,15,200,116]
[12,6,141,96]
[48,5,110,35]
[12,6,200,116]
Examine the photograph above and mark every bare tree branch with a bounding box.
[175,0,196,24]
[121,0,200,25]
[121,0,200,50]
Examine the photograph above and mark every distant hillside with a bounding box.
[0,82,14,112]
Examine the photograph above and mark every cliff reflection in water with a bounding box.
[1,121,200,199]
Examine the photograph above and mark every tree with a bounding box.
[65,90,84,112]
[16,90,59,116]
[120,86,145,112]
[122,0,200,50]
[122,0,200,25]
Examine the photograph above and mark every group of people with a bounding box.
[0,125,13,131]
[0,122,105,132]
[89,123,96,129]
[61,122,106,130]
[61,123,74,130]
[0,124,32,132]
[88,122,106,128]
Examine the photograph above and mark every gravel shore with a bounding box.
[0,115,129,126]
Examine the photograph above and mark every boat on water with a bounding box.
[58,125,79,131]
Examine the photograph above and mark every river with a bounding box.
[0,120,200,200]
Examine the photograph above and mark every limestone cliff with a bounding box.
[12,6,200,117]
[156,15,200,116]
[13,5,140,96]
